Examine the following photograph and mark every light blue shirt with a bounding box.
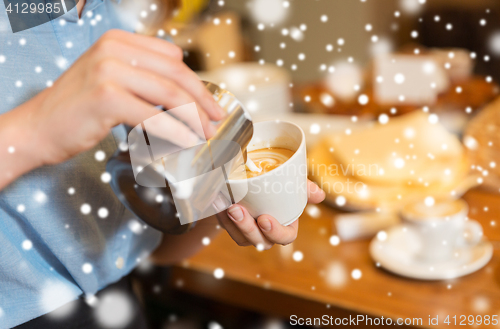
[0,1,163,328]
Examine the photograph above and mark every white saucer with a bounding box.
[369,225,493,280]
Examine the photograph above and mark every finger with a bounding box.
[91,38,225,122]
[96,59,217,139]
[307,180,326,204]
[226,205,273,250]
[215,211,252,247]
[257,215,299,245]
[97,84,201,149]
[142,56,225,122]
[169,104,217,140]
[99,29,184,61]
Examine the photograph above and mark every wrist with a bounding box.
[0,96,45,189]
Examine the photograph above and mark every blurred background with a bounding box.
[119,0,500,328]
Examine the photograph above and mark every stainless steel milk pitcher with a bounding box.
[106,81,253,234]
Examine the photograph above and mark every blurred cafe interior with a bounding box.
[126,0,500,328]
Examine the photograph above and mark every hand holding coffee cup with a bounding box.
[401,198,483,263]
[216,120,325,250]
[229,120,308,225]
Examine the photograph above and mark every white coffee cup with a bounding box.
[228,120,308,226]
[401,198,483,263]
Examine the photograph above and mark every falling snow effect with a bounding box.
[128,219,144,235]
[34,191,48,204]
[214,268,225,279]
[335,196,346,207]
[155,194,164,203]
[55,56,69,70]
[306,204,320,218]
[2,1,499,325]
[80,204,91,215]
[329,235,340,246]
[82,263,93,274]
[289,27,304,42]
[351,269,362,280]
[94,291,134,328]
[424,196,435,207]
[309,123,321,135]
[320,93,335,107]
[358,94,369,105]
[208,321,224,329]
[94,150,106,161]
[292,251,303,262]
[101,172,111,183]
[40,281,78,318]
[97,207,109,218]
[377,231,388,241]
[84,294,98,307]
[394,73,405,84]
[22,240,33,250]
[428,113,439,124]
[378,114,389,124]
[394,158,405,169]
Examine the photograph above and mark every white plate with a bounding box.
[369,225,493,280]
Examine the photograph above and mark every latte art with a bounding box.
[244,147,295,178]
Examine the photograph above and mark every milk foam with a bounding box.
[243,147,295,179]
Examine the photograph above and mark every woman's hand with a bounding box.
[216,180,325,250]
[0,29,224,189]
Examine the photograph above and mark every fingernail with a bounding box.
[258,217,272,232]
[228,206,243,222]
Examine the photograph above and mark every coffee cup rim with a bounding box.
[400,198,468,224]
[228,120,306,183]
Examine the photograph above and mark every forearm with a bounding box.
[150,215,222,265]
[0,96,43,190]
